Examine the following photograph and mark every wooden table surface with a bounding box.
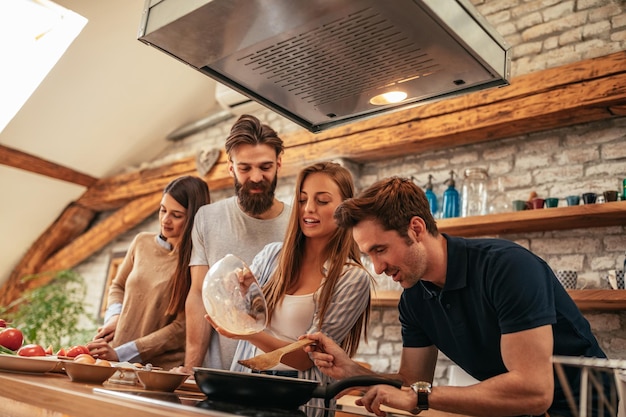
[0,371,210,417]
[0,371,468,417]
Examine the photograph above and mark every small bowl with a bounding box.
[136,369,191,392]
[63,360,117,384]
[108,366,139,385]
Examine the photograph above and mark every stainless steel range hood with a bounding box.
[138,0,510,133]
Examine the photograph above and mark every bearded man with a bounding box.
[179,114,291,372]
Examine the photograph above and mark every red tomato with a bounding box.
[0,327,23,351]
[17,344,46,357]
[56,347,66,357]
[0,319,6,328]
[66,345,90,358]
[45,345,54,355]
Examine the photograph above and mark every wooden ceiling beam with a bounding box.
[76,154,306,211]
[0,144,98,187]
[39,192,163,273]
[610,105,626,116]
[77,157,228,211]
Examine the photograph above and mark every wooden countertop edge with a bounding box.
[0,372,209,417]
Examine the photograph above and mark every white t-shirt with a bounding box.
[190,196,291,369]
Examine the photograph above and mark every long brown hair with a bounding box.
[165,176,210,316]
[263,162,370,357]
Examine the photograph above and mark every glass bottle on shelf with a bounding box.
[424,174,438,218]
[461,167,489,217]
[442,171,460,218]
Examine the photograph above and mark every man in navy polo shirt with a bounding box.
[305,177,611,417]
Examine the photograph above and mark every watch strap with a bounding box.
[409,381,431,414]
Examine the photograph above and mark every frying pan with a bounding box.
[193,367,403,410]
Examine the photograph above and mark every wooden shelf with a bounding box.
[372,290,404,308]
[373,290,626,311]
[567,290,626,311]
[436,200,626,237]
[371,202,626,311]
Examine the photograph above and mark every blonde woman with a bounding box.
[207,161,371,414]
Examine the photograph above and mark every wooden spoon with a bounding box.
[237,338,315,371]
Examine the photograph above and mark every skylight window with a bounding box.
[0,0,87,133]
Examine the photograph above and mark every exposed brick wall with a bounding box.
[475,0,626,76]
[76,0,626,386]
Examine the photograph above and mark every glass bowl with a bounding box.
[202,254,267,335]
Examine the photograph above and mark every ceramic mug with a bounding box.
[544,197,559,208]
[555,270,587,289]
[582,192,597,204]
[565,195,580,206]
[512,200,526,211]
[603,190,618,202]
[530,198,545,209]
[608,270,625,290]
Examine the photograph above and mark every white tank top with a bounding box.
[254,293,315,370]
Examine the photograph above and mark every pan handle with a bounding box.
[312,375,404,400]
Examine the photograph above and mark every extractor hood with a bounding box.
[138,0,510,133]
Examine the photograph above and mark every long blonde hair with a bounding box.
[263,162,370,357]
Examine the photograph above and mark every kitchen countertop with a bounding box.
[0,371,468,417]
[0,371,209,417]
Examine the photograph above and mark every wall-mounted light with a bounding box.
[369,91,408,106]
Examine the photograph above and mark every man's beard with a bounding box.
[234,174,278,216]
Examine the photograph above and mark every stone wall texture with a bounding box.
[76,0,626,386]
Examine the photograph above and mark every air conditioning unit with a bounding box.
[215,84,263,115]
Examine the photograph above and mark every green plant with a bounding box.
[0,269,97,347]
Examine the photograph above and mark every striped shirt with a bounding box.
[230,241,371,387]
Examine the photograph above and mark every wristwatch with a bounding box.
[409,381,432,414]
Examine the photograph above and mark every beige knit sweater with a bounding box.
[107,232,185,370]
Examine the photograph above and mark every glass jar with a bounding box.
[461,168,489,217]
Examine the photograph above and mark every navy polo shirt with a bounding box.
[399,234,607,416]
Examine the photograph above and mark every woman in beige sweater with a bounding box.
[88,176,210,369]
